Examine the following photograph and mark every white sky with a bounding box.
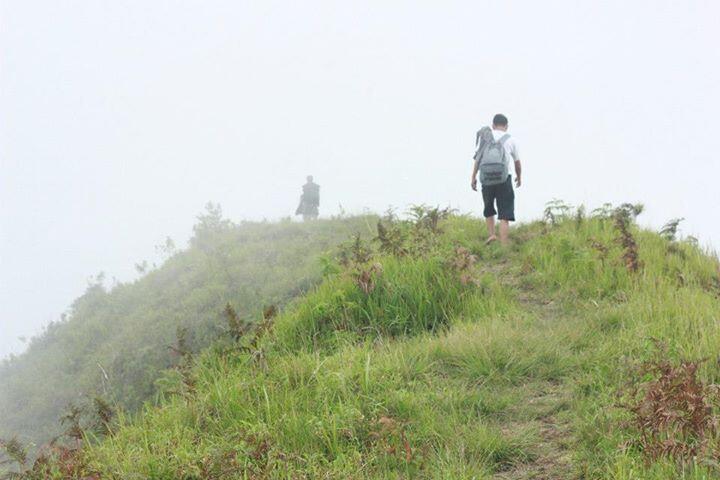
[1,0,719,358]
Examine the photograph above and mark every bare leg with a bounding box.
[499,220,510,246]
[485,216,497,244]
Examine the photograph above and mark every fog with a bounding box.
[1,0,718,359]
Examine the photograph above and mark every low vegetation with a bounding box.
[3,203,719,479]
[0,204,377,446]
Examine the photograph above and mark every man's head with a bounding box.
[492,114,508,131]
[306,175,314,183]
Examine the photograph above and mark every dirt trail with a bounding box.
[493,383,574,480]
[483,257,578,480]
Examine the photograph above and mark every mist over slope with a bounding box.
[3,205,720,479]
[0,205,376,445]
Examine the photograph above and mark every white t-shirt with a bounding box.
[476,127,521,175]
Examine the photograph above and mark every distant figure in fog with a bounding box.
[295,176,320,221]
[470,114,522,246]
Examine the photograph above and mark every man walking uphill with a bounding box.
[470,114,522,246]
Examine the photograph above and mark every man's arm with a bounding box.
[470,160,479,191]
[509,139,522,188]
[471,133,483,191]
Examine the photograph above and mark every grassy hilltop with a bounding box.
[0,204,377,446]
[3,204,720,479]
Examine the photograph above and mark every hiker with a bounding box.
[295,175,320,221]
[470,114,522,246]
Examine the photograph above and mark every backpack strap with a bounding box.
[498,133,511,145]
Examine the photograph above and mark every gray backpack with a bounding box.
[474,127,510,186]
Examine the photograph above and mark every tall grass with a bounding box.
[8,207,720,479]
[0,213,377,447]
[515,206,720,479]
[273,255,506,353]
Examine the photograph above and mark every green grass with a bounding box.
[272,254,508,353]
[6,207,720,479]
[0,210,378,446]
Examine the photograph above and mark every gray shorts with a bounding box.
[481,175,515,221]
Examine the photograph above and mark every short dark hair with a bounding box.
[492,114,508,127]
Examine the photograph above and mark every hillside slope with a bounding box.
[0,206,376,445]
[4,205,720,479]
